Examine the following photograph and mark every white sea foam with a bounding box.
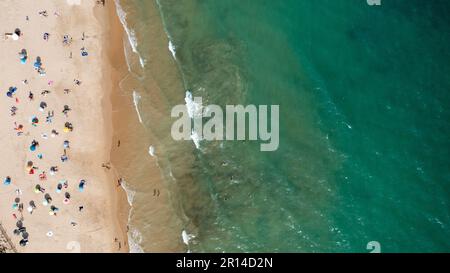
[184,91,203,149]
[185,91,203,119]
[114,0,146,68]
[122,41,133,73]
[190,130,201,149]
[132,90,143,124]
[120,181,144,253]
[128,227,144,253]
[148,145,155,157]
[168,40,176,59]
[120,180,135,206]
[181,230,195,246]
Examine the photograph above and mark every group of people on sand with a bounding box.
[3,9,88,249]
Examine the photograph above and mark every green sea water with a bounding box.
[122,0,450,252]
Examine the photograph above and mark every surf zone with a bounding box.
[171,95,280,152]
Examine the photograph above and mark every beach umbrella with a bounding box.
[64,122,73,132]
[78,180,86,192]
[56,183,62,193]
[19,49,27,63]
[3,176,11,185]
[19,239,28,247]
[64,192,71,204]
[44,193,52,203]
[63,140,70,149]
[39,101,47,111]
[6,87,17,98]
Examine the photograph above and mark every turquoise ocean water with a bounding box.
[119,0,450,252]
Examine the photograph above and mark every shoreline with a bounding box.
[96,0,131,253]
[109,0,188,252]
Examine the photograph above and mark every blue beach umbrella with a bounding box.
[6,86,17,97]
[3,176,11,185]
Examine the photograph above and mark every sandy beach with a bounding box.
[0,0,129,252]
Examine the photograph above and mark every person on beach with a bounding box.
[31,116,39,127]
[63,140,70,149]
[26,161,36,174]
[19,49,27,64]
[78,180,86,192]
[63,35,72,46]
[44,193,52,205]
[64,192,71,204]
[64,122,73,132]
[81,47,88,56]
[4,28,21,41]
[41,90,51,96]
[6,86,17,98]
[10,106,18,116]
[34,184,45,194]
[46,111,54,123]
[50,166,58,176]
[34,56,42,69]
[39,171,47,181]
[61,149,68,162]
[28,91,34,101]
[49,205,59,216]
[28,201,36,214]
[56,182,63,193]
[14,123,24,136]
[30,140,39,151]
[39,101,47,111]
[3,176,12,186]
[51,129,59,137]
[62,105,71,117]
